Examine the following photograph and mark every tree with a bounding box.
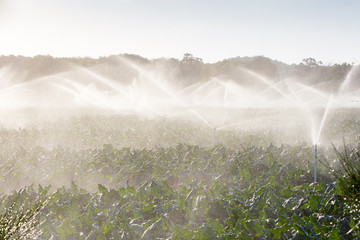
[245,56,279,79]
[177,53,204,86]
[302,58,323,68]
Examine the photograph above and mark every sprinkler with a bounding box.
[314,144,318,184]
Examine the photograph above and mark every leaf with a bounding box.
[309,195,318,212]
[150,181,163,199]
[118,187,126,197]
[334,183,342,195]
[141,218,161,240]
[328,227,340,240]
[127,186,136,195]
[172,226,194,240]
[98,184,108,196]
[204,218,225,238]
[241,169,251,181]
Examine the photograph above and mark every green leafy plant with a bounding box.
[333,145,360,198]
[331,144,360,236]
[0,191,52,239]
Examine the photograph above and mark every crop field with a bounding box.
[1,53,360,239]
[2,0,360,239]
[0,108,359,239]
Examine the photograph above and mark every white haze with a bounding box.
[0,57,359,146]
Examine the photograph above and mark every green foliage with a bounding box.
[331,144,360,236]
[0,187,52,239]
[333,145,360,198]
[0,115,359,238]
[0,143,355,239]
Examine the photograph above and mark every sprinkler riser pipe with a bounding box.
[314,144,318,184]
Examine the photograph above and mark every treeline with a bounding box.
[0,53,356,91]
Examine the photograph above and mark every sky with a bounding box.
[0,0,359,64]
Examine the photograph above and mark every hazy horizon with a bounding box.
[1,0,359,65]
[0,52,352,66]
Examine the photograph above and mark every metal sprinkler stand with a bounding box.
[314,144,318,184]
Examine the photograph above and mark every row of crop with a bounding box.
[1,111,359,150]
[0,143,358,238]
[0,143,333,192]
[0,176,358,239]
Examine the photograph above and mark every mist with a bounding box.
[0,54,359,239]
[0,54,359,134]
[0,54,358,189]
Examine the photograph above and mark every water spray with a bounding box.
[339,65,357,94]
[313,95,333,184]
[242,68,295,103]
[117,56,215,129]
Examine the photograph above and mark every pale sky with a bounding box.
[0,0,359,64]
